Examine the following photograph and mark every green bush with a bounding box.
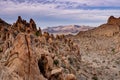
[35,31,40,36]
[112,48,115,52]
[0,48,3,52]
[54,59,59,66]
[68,57,73,65]
[92,76,98,80]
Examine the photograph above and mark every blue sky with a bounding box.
[0,0,120,28]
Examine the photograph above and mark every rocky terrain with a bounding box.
[1,16,120,80]
[70,16,120,80]
[43,25,94,35]
[0,16,81,80]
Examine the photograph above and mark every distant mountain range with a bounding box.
[42,25,94,35]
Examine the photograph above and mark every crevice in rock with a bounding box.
[24,35,31,80]
[38,55,48,78]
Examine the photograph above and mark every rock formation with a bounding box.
[0,17,81,80]
[107,16,120,25]
[12,16,38,33]
[0,18,10,27]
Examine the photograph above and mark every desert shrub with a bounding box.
[61,62,66,68]
[111,48,115,52]
[35,31,40,36]
[0,48,3,52]
[92,75,98,80]
[68,57,73,65]
[54,59,59,66]
[20,28,25,32]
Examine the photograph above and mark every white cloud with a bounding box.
[58,0,120,6]
[0,0,120,28]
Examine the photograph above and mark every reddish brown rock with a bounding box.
[0,33,46,80]
[77,16,120,37]
[43,32,50,41]
[29,18,37,32]
[107,16,120,25]
[65,74,76,80]
[17,16,22,23]
[0,17,80,80]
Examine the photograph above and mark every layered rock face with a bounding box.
[0,17,80,80]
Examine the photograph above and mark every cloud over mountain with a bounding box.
[0,0,120,28]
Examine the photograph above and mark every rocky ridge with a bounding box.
[0,16,81,80]
[77,16,120,37]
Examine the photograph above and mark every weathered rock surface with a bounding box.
[65,74,76,80]
[0,17,80,80]
[107,16,120,25]
[0,33,46,80]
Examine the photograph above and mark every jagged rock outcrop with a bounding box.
[0,18,10,27]
[0,33,46,80]
[0,16,80,80]
[107,16,120,25]
[13,16,38,33]
[29,18,37,31]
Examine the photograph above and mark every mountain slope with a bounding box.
[69,16,120,80]
[77,16,120,37]
[0,18,10,27]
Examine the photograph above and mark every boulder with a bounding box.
[65,74,76,80]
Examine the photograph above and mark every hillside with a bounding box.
[43,25,94,35]
[70,16,120,80]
